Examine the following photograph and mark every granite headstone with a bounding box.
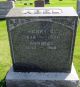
[0,1,14,19]
[77,0,80,16]
[45,0,49,4]
[6,7,78,72]
[7,0,16,2]
[34,0,44,7]
[6,7,79,87]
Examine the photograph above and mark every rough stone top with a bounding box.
[6,7,78,18]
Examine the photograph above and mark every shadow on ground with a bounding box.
[0,77,6,87]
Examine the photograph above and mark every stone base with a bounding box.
[6,64,79,87]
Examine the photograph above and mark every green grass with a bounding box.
[15,0,77,9]
[0,0,80,87]
[73,19,80,78]
[0,20,12,86]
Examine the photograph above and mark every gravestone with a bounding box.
[7,0,16,2]
[0,1,14,19]
[45,0,49,4]
[77,0,80,17]
[6,7,78,72]
[6,7,79,87]
[34,0,44,7]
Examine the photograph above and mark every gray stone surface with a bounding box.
[34,0,44,7]
[6,7,78,72]
[77,0,80,16]
[7,0,16,2]
[6,7,78,17]
[6,64,79,87]
[79,81,80,87]
[0,1,14,19]
[45,0,49,4]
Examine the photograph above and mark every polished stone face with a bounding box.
[7,17,77,72]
